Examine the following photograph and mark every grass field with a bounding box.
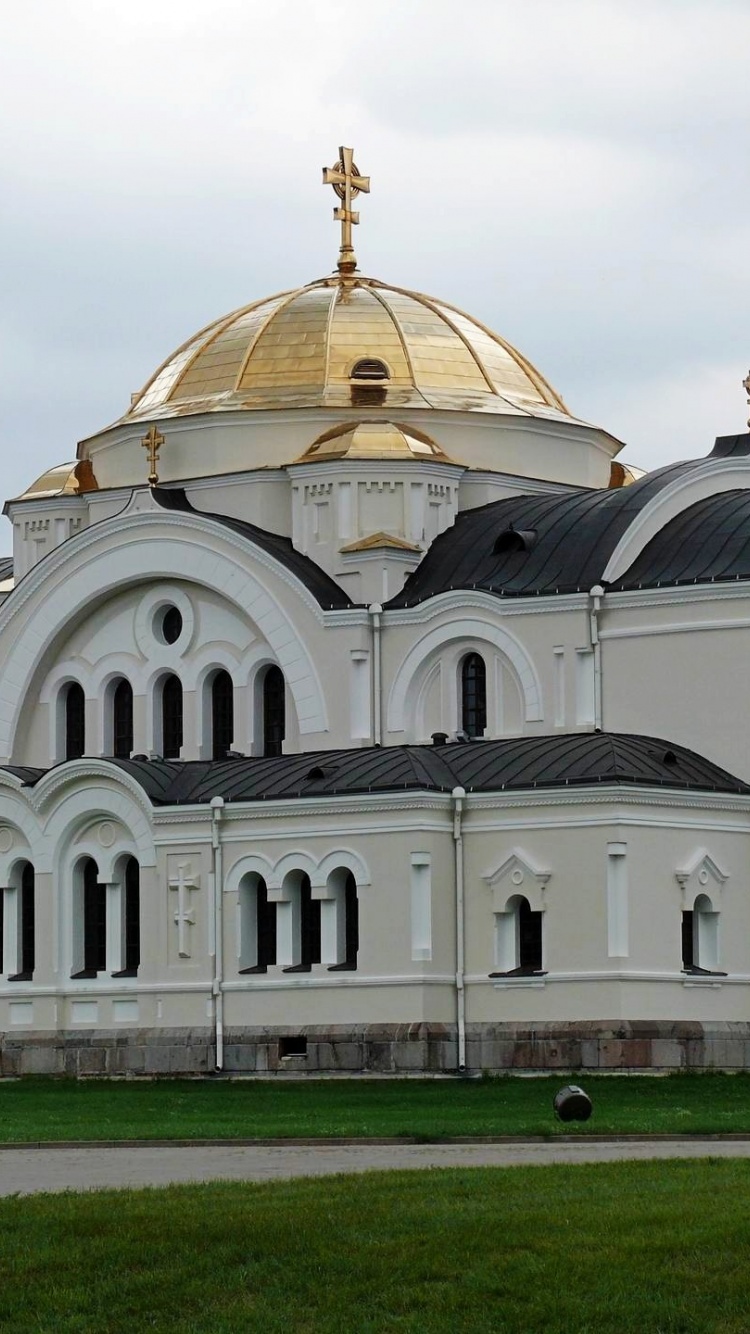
[1,1159,749,1332]
[3,1072,750,1142]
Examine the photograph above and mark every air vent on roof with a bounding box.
[306,765,329,781]
[493,526,537,555]
[663,749,678,766]
[350,358,390,381]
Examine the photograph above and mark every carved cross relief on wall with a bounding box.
[168,861,200,958]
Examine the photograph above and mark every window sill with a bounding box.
[239,965,268,975]
[681,967,727,977]
[489,969,547,978]
[327,962,357,972]
[111,968,138,979]
[70,969,102,980]
[7,971,33,983]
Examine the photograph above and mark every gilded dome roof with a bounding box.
[298,420,448,463]
[125,275,573,425]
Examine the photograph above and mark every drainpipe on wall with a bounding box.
[368,603,383,746]
[589,585,604,731]
[452,785,467,1073]
[210,796,225,1071]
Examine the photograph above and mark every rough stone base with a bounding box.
[5,1021,750,1077]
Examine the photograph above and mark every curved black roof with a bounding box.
[39,732,744,803]
[388,461,707,605]
[613,489,750,590]
[154,488,353,610]
[387,434,750,606]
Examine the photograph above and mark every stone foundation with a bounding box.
[5,1021,750,1077]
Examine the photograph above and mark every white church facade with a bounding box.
[2,148,750,1076]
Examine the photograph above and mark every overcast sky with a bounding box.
[2,0,749,549]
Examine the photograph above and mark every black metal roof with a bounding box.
[386,452,744,605]
[9,733,741,805]
[154,488,354,610]
[0,558,13,583]
[612,489,750,590]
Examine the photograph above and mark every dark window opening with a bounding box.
[283,875,320,974]
[19,862,35,978]
[350,358,390,381]
[461,653,487,739]
[279,1035,307,1058]
[162,674,183,759]
[114,857,140,977]
[211,670,234,761]
[240,878,277,973]
[329,872,359,972]
[518,898,543,972]
[112,678,134,759]
[262,665,285,758]
[161,606,183,644]
[72,858,106,978]
[681,910,694,970]
[65,683,86,760]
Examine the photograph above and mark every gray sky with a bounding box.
[2,0,749,550]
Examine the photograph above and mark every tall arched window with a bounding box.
[283,873,320,973]
[492,894,544,976]
[328,871,359,972]
[161,674,183,759]
[73,857,106,978]
[112,679,134,759]
[3,861,35,980]
[65,682,86,760]
[239,874,277,973]
[262,665,285,758]
[682,893,721,974]
[211,670,234,761]
[461,653,487,739]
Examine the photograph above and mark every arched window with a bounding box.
[327,871,359,972]
[239,874,277,973]
[161,674,183,759]
[65,682,86,760]
[262,666,285,758]
[211,670,234,761]
[492,895,544,976]
[682,893,722,974]
[461,653,487,739]
[112,678,134,759]
[2,861,35,980]
[283,873,320,973]
[72,858,106,978]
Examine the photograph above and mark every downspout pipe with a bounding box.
[368,603,383,746]
[452,785,467,1074]
[210,796,225,1071]
[589,585,604,732]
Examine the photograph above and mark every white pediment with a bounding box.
[483,848,550,912]
[675,848,728,907]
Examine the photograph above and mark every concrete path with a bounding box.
[3,1138,750,1197]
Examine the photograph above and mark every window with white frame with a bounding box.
[681,893,723,974]
[1,861,35,980]
[492,894,544,976]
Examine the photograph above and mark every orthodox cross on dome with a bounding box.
[141,424,164,487]
[322,145,370,276]
[744,369,750,430]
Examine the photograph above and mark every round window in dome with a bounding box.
[158,606,183,645]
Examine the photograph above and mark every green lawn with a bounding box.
[1,1160,750,1332]
[2,1072,750,1142]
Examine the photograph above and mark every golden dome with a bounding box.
[298,420,449,463]
[12,460,98,502]
[126,275,573,424]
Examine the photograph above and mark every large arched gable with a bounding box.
[0,496,330,760]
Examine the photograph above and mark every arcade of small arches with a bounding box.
[57,658,287,762]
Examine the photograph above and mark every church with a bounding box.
[2,147,750,1078]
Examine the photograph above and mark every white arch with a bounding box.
[314,848,372,890]
[0,503,329,760]
[271,850,318,891]
[603,459,750,585]
[31,764,156,872]
[224,852,275,896]
[387,618,543,733]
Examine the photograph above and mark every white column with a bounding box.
[350,650,371,740]
[553,647,565,728]
[105,882,124,974]
[2,887,18,977]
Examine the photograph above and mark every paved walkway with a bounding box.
[3,1138,750,1196]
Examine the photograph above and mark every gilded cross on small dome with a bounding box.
[744,369,750,430]
[322,146,370,276]
[141,424,164,487]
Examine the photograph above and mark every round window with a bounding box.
[160,606,183,645]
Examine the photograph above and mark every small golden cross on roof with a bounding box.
[322,145,370,276]
[141,424,165,487]
[744,369,750,430]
